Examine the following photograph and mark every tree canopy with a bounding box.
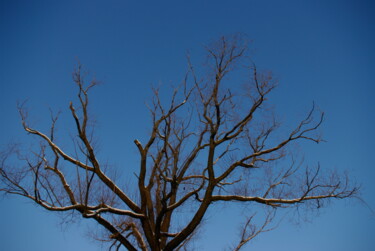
[0,36,358,251]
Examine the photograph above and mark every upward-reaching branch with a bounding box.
[0,36,359,251]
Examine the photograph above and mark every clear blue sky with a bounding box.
[0,0,374,250]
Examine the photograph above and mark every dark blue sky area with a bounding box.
[1,1,374,250]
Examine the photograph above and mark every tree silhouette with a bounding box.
[0,35,358,250]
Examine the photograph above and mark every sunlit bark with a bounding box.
[0,35,358,250]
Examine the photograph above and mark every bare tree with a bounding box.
[0,35,358,250]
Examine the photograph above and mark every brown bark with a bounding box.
[0,35,358,250]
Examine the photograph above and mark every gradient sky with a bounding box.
[0,0,374,250]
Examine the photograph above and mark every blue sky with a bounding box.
[0,0,374,250]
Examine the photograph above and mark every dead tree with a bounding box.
[0,36,358,250]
